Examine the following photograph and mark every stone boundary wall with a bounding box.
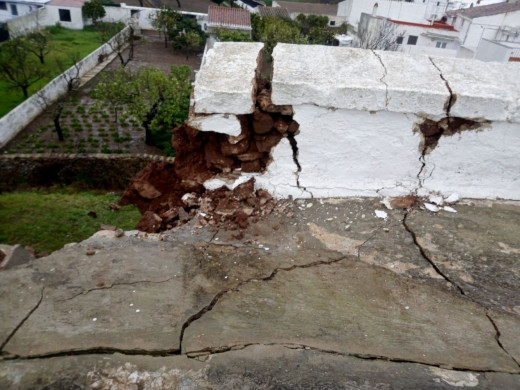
[192,43,520,200]
[0,153,173,191]
[0,26,131,149]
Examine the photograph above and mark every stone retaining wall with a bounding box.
[190,42,520,200]
[0,153,173,191]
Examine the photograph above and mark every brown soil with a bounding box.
[1,31,202,157]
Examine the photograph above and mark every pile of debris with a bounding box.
[120,80,298,233]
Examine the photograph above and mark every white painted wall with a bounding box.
[0,1,43,23]
[192,42,520,200]
[338,0,450,31]
[475,39,515,62]
[46,5,83,29]
[0,27,131,148]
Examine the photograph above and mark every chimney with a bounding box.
[372,2,379,16]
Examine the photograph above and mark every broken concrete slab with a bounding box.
[430,57,520,123]
[2,346,519,389]
[187,114,242,137]
[194,42,264,115]
[271,44,387,111]
[0,230,346,357]
[375,50,449,117]
[405,203,520,315]
[184,261,519,373]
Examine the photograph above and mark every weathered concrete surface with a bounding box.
[271,44,387,111]
[187,113,242,137]
[193,42,263,115]
[405,202,520,315]
[1,346,520,389]
[430,57,520,123]
[1,198,519,387]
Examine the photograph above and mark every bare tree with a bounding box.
[98,24,137,67]
[354,19,404,51]
[0,38,47,98]
[36,54,83,142]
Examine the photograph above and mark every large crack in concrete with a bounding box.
[60,277,178,302]
[372,50,389,108]
[0,288,44,355]
[403,212,520,371]
[178,233,377,355]
[186,342,520,375]
[486,312,520,369]
[429,57,455,121]
[402,212,465,295]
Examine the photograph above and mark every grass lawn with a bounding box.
[0,190,141,254]
[0,25,104,118]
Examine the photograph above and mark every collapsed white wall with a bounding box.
[190,42,520,200]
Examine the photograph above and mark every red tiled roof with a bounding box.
[446,2,520,19]
[208,5,252,29]
[389,19,458,31]
[275,1,338,17]
[258,6,290,19]
[47,0,85,7]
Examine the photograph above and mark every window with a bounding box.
[59,8,71,22]
[436,41,447,48]
[407,35,418,45]
[0,2,7,11]
[10,4,17,15]
[396,36,404,44]
[330,21,336,26]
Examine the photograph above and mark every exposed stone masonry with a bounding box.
[120,79,300,233]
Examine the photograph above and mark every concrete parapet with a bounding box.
[193,42,264,115]
[187,43,520,200]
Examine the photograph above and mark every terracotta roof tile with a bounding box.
[258,6,290,19]
[47,0,85,7]
[275,1,338,16]
[447,2,520,19]
[208,5,252,29]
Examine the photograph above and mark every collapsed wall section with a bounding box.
[124,42,520,232]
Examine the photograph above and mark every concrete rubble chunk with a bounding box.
[430,57,520,122]
[271,44,387,111]
[194,42,264,115]
[188,114,242,137]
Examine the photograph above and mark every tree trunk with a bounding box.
[176,0,181,8]
[54,105,65,141]
[54,117,64,142]
[143,103,159,146]
[38,55,44,64]
[138,0,143,6]
[21,85,29,98]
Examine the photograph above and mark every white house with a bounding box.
[359,12,460,57]
[0,0,49,23]
[46,0,86,29]
[446,0,520,59]
[338,0,463,31]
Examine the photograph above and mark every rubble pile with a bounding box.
[121,80,298,233]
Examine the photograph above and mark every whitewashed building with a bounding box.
[0,0,49,23]
[446,1,520,60]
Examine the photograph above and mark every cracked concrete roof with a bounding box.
[0,198,519,388]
